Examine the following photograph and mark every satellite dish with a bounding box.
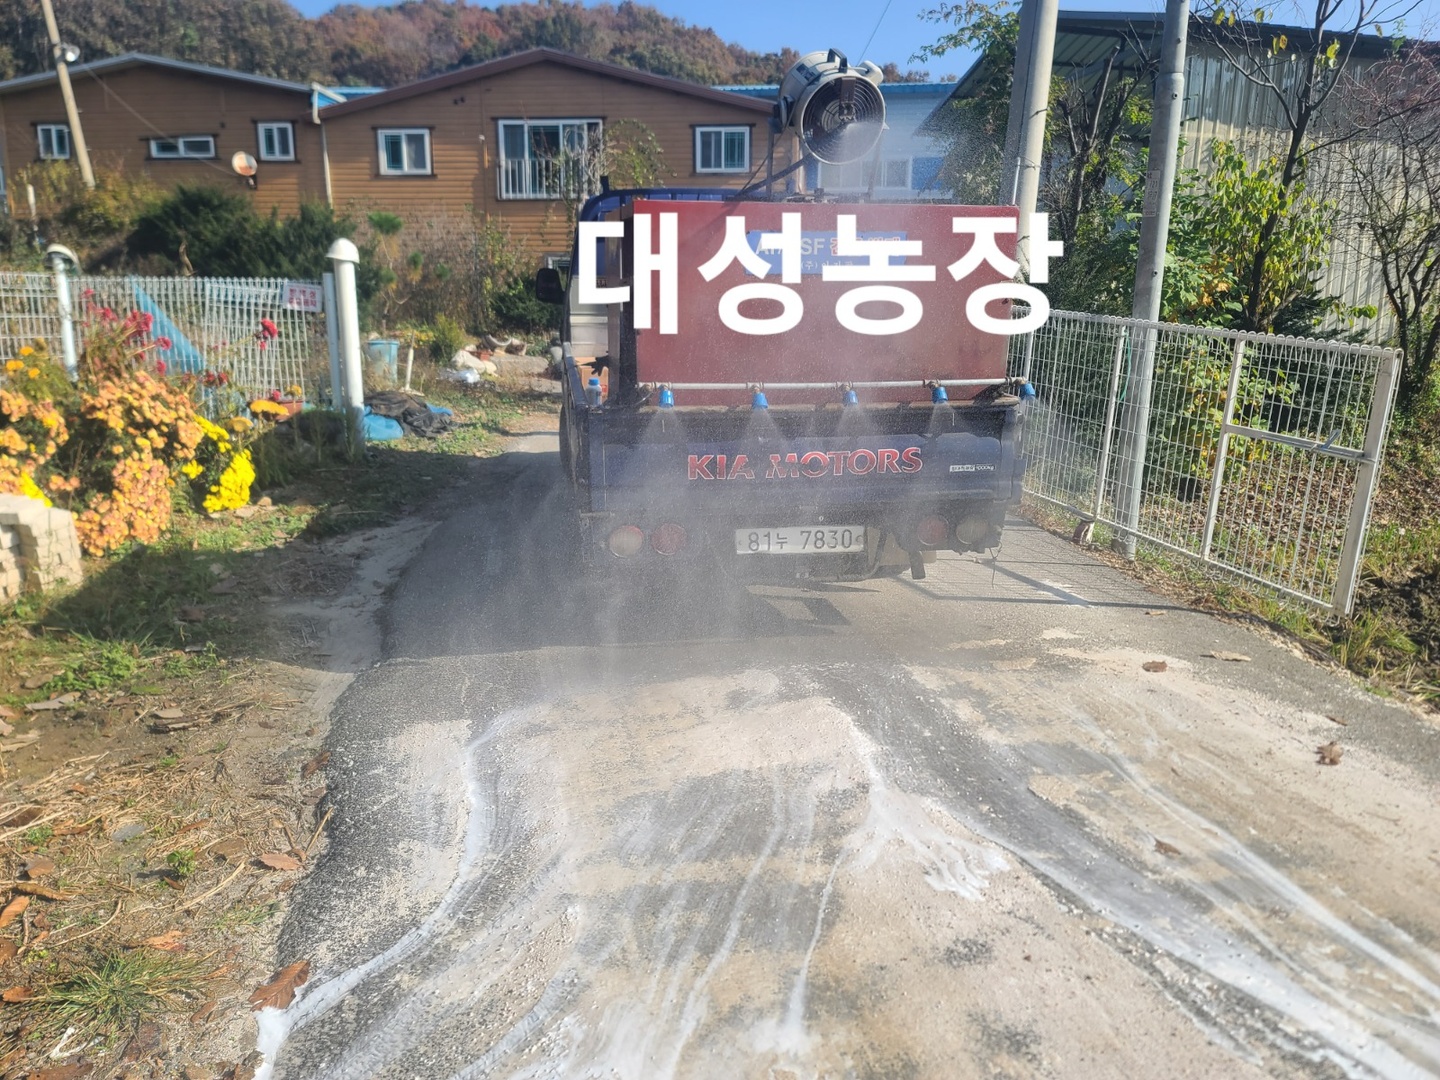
[776,49,886,166]
[231,151,257,178]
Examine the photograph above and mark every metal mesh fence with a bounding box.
[1009,310,1401,614]
[0,272,326,411]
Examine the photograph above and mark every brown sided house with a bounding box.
[318,48,794,260]
[0,53,332,218]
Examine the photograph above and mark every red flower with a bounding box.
[257,339,268,351]
[155,359,167,375]
[156,336,172,350]
[269,389,282,401]
[259,318,279,340]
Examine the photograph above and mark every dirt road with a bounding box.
[262,428,1440,1079]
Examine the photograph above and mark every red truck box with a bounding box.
[622,199,1021,405]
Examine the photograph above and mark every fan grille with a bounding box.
[800,77,885,165]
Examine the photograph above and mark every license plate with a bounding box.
[735,526,867,555]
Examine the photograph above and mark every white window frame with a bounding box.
[694,126,750,174]
[257,122,295,162]
[496,118,602,200]
[150,135,216,160]
[377,128,432,177]
[37,124,71,160]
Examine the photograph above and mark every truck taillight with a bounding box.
[955,514,990,546]
[916,515,950,548]
[650,523,687,555]
[607,525,646,558]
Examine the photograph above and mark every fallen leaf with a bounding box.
[300,751,330,779]
[0,941,15,963]
[0,734,41,752]
[1203,651,1251,663]
[0,720,10,737]
[301,786,326,806]
[1154,839,1182,857]
[191,997,218,1024]
[210,838,247,861]
[119,1021,163,1063]
[162,877,185,892]
[24,700,65,712]
[53,693,78,705]
[0,897,29,929]
[1144,609,1166,616]
[258,852,300,872]
[29,1063,94,1079]
[248,960,310,1011]
[1317,741,1343,766]
[1142,660,1168,673]
[142,930,185,951]
[14,883,76,901]
[21,674,54,690]
[21,856,55,880]
[0,706,15,720]
[1326,714,1349,726]
[155,708,185,720]
[178,607,206,623]
[1,986,33,1002]
[1,807,41,828]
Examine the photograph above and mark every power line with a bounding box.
[861,0,899,59]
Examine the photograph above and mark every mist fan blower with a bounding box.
[773,48,887,165]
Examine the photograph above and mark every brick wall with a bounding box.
[0,496,83,603]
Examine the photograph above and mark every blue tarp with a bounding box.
[131,284,205,374]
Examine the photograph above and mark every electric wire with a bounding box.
[860,0,898,59]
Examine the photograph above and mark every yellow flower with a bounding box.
[249,400,289,419]
[17,473,50,506]
[226,416,253,433]
[4,360,22,373]
[182,461,204,479]
[18,346,33,357]
[26,368,38,379]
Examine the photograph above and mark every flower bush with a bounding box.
[189,414,256,513]
[0,311,281,556]
[0,344,70,506]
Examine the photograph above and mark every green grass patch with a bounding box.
[33,950,211,1043]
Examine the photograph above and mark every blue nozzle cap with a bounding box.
[658,386,674,408]
[931,384,949,404]
[1020,381,1037,400]
[751,389,769,410]
[842,388,859,406]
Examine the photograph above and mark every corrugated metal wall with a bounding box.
[1179,45,1392,342]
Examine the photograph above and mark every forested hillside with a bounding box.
[0,0,932,87]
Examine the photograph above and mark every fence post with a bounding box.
[322,271,341,407]
[326,240,365,450]
[1113,323,1158,558]
[1331,348,1401,615]
[1201,336,1246,562]
[1091,325,1129,523]
[47,247,79,380]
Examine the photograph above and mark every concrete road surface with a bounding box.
[264,430,1440,1080]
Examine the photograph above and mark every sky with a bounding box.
[288,0,1440,81]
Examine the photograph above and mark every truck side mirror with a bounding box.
[534,267,565,304]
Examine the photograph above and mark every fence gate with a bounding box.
[1009,311,1401,615]
[0,271,327,409]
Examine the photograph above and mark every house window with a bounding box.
[38,124,71,160]
[695,126,749,173]
[150,136,216,159]
[378,129,432,176]
[257,122,295,162]
[497,119,601,200]
[819,156,912,191]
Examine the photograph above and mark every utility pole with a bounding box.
[1000,0,1038,204]
[38,0,94,189]
[1010,0,1058,273]
[1114,0,1189,557]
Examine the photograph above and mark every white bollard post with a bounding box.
[326,239,365,450]
[47,248,79,380]
[322,271,341,407]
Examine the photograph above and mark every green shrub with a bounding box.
[490,275,559,335]
[430,314,467,362]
